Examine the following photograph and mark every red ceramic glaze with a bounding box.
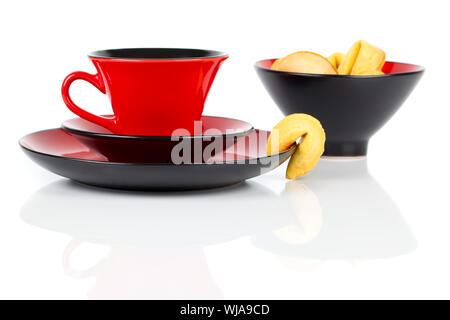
[20,128,295,190]
[257,59,423,75]
[20,129,107,161]
[61,116,254,163]
[21,128,274,163]
[62,48,228,136]
[381,62,423,74]
[62,115,253,137]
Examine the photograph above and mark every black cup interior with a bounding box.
[89,48,227,60]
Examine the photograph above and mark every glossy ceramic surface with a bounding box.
[62,115,253,137]
[20,129,295,190]
[62,115,254,163]
[62,48,228,136]
[255,60,424,156]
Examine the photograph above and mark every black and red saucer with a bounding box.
[20,116,294,190]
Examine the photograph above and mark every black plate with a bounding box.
[20,129,295,190]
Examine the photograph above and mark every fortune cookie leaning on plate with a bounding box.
[267,114,326,179]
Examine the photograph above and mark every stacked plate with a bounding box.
[20,116,294,190]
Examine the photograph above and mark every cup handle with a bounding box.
[61,71,116,131]
[62,240,105,278]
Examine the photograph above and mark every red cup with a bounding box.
[62,48,228,136]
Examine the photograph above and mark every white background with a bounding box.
[1,0,449,299]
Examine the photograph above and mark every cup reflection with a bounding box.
[62,241,223,299]
[21,158,416,297]
[21,180,291,299]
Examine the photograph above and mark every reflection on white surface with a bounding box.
[62,241,222,299]
[21,181,291,299]
[252,158,417,271]
[20,158,416,298]
[21,181,291,248]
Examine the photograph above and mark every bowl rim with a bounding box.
[255,59,425,79]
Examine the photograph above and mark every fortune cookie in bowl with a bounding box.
[328,52,345,69]
[271,40,385,76]
[271,52,337,75]
[337,40,385,75]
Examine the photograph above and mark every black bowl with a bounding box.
[255,60,424,156]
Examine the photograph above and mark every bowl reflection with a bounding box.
[252,158,417,263]
[20,159,416,297]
